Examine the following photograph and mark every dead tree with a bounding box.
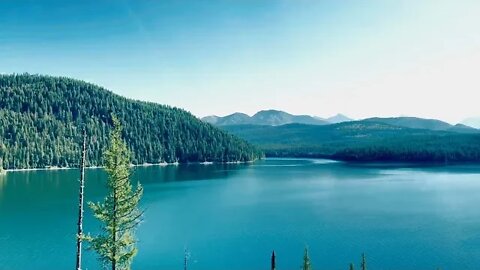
[75,129,87,270]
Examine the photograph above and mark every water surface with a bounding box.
[1,158,480,269]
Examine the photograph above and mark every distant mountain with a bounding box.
[202,110,329,126]
[250,110,329,125]
[449,124,480,134]
[362,117,455,131]
[326,114,353,124]
[221,121,480,162]
[201,115,220,125]
[462,117,480,129]
[202,112,251,126]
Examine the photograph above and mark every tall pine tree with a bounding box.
[271,250,276,270]
[361,253,367,270]
[87,116,143,270]
[302,247,313,270]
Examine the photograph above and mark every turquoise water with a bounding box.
[1,158,480,269]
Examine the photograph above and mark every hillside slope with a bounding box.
[362,117,455,131]
[0,74,263,169]
[222,122,480,162]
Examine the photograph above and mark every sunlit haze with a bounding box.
[1,0,479,123]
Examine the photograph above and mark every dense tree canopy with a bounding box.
[0,74,263,169]
[222,122,480,163]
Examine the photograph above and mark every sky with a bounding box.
[1,0,480,124]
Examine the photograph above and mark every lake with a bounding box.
[1,158,480,269]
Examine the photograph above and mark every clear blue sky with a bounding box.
[1,0,479,123]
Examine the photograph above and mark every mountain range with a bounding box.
[202,110,353,126]
[204,111,480,162]
[203,110,478,133]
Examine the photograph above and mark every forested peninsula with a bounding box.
[223,122,480,163]
[0,74,263,170]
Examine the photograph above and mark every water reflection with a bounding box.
[131,163,246,184]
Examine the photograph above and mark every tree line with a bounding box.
[0,74,263,170]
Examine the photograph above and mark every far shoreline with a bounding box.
[5,157,479,174]
[2,159,259,173]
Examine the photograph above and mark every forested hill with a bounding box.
[0,74,263,169]
[222,122,480,163]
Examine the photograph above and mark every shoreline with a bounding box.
[2,159,259,173]
[5,157,479,173]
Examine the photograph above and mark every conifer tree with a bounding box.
[184,247,190,270]
[361,253,367,270]
[302,247,313,270]
[349,263,355,270]
[271,250,276,270]
[87,116,144,270]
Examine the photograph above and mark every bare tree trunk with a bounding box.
[112,202,117,270]
[112,157,118,270]
[76,130,87,270]
[0,157,5,175]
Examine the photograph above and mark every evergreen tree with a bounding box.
[271,250,276,270]
[361,253,367,270]
[349,263,355,270]
[184,248,190,270]
[87,117,144,270]
[301,247,313,270]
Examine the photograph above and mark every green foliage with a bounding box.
[361,253,367,270]
[349,263,355,270]
[0,74,263,169]
[222,122,480,162]
[87,117,143,270]
[302,247,313,270]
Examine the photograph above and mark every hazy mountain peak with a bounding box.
[326,114,353,123]
[251,110,295,125]
[462,117,480,129]
[252,109,292,118]
[255,109,287,114]
[449,123,479,133]
[202,115,220,124]
[202,110,328,126]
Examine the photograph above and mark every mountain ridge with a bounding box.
[203,111,478,131]
[202,110,352,126]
